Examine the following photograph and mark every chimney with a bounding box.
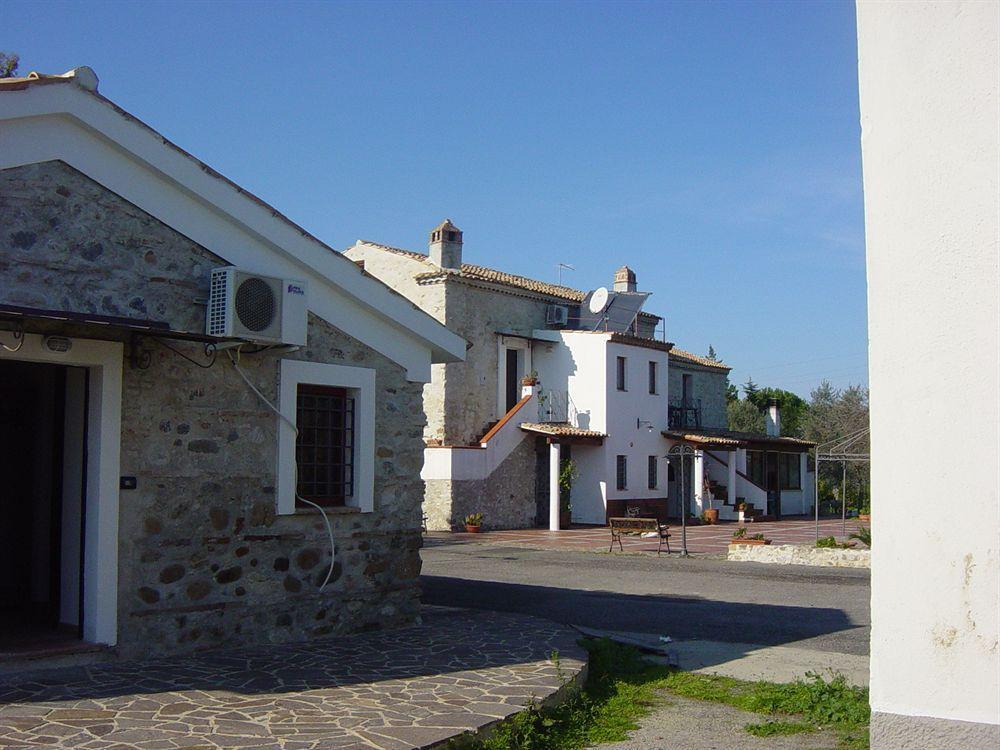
[613,265,637,293]
[766,398,781,437]
[429,219,463,270]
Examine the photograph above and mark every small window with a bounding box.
[616,455,628,490]
[746,450,765,487]
[780,453,801,490]
[296,384,354,507]
[648,361,657,394]
[648,455,658,489]
[616,356,627,391]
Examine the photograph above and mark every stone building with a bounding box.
[0,68,465,660]
[349,223,815,529]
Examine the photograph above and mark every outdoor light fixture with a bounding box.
[43,336,73,353]
[636,418,654,433]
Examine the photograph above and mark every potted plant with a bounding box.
[521,369,539,387]
[702,508,719,525]
[464,513,484,533]
[858,502,871,522]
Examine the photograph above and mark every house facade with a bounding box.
[0,69,465,660]
[347,223,814,530]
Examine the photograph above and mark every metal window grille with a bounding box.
[616,455,627,490]
[648,455,657,489]
[295,384,354,507]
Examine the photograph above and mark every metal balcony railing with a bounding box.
[668,398,702,429]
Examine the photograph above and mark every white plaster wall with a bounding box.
[603,340,670,502]
[568,444,608,525]
[532,331,609,433]
[857,0,999,729]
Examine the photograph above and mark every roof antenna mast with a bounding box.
[557,263,575,285]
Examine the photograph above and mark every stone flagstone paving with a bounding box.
[0,608,586,750]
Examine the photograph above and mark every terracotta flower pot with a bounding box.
[465,524,482,533]
[703,509,719,525]
[859,514,871,521]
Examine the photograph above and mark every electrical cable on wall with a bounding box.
[227,346,337,591]
[1,328,23,352]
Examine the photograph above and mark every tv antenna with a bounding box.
[557,263,575,285]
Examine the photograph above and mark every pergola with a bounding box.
[813,426,871,540]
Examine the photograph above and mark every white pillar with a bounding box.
[800,452,810,514]
[693,449,704,515]
[736,447,747,474]
[549,441,561,531]
[728,451,738,509]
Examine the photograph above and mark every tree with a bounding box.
[725,379,739,404]
[727,398,766,433]
[803,380,870,514]
[0,53,19,78]
[742,377,759,400]
[706,345,718,361]
[746,387,808,438]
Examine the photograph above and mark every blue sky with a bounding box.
[6,0,868,397]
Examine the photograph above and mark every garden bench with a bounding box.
[608,517,671,555]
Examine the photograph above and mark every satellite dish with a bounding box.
[588,287,610,315]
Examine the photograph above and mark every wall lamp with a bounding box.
[637,418,654,433]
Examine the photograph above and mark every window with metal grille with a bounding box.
[616,454,628,490]
[295,384,354,507]
[648,455,658,489]
[616,356,627,391]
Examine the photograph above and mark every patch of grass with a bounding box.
[453,638,672,750]
[662,670,870,749]
[454,640,870,750]
[745,719,815,736]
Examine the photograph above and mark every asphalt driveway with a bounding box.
[420,540,870,658]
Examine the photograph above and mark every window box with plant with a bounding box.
[730,527,771,546]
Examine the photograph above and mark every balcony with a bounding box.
[668,398,702,429]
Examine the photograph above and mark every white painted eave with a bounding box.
[0,82,466,380]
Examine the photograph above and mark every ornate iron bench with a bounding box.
[608,516,671,555]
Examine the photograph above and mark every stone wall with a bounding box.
[727,543,871,569]
[424,436,538,531]
[1,161,427,658]
[441,283,550,445]
[668,362,729,429]
[343,244,448,443]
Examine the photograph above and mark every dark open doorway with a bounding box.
[504,348,520,413]
[0,360,87,656]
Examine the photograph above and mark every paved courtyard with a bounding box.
[426,516,865,555]
[0,608,585,750]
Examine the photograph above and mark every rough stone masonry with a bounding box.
[0,160,427,658]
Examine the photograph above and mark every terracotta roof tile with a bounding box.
[520,422,607,440]
[662,428,815,449]
[356,240,660,316]
[669,348,730,371]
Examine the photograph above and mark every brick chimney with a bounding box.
[429,219,463,270]
[613,265,637,292]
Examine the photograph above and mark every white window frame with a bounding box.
[277,359,375,515]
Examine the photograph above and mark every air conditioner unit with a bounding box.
[206,267,307,346]
[546,304,569,327]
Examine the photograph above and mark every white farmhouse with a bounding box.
[348,223,814,530]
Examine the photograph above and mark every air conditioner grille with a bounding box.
[208,270,229,337]
[235,277,276,332]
